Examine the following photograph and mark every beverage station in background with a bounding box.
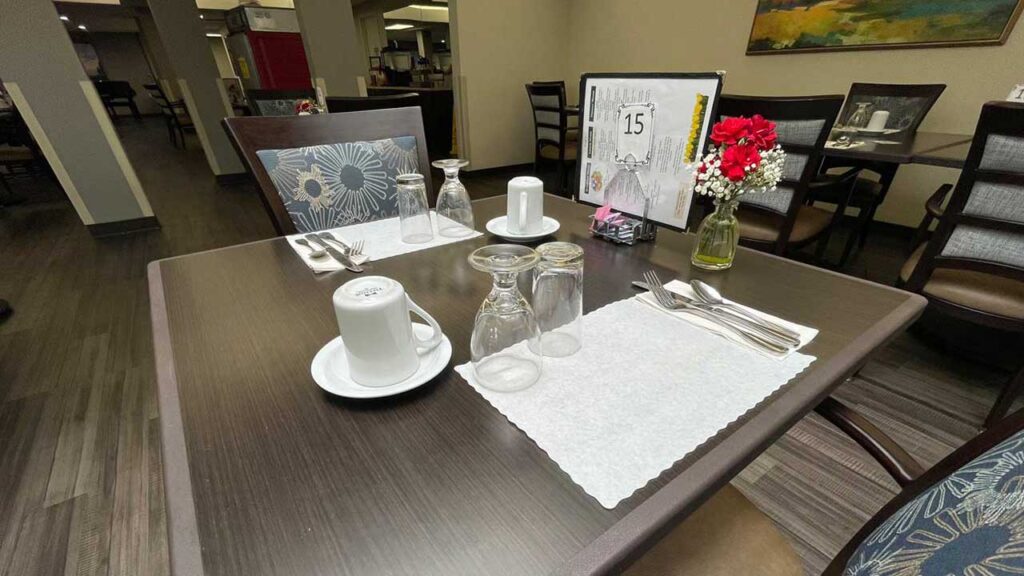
[225,6,312,91]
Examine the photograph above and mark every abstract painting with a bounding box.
[747,0,1024,54]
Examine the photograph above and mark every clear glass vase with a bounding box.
[691,199,739,271]
[432,159,476,238]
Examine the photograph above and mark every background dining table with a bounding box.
[149,195,926,576]
[824,130,973,168]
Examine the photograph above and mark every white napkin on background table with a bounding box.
[286,212,482,273]
[454,295,816,509]
[637,280,817,359]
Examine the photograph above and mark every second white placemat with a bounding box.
[454,296,816,509]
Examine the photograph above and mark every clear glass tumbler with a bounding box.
[432,158,476,238]
[846,102,873,129]
[469,244,543,392]
[397,173,434,244]
[531,242,584,357]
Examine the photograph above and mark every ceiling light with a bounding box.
[408,4,448,10]
[205,33,223,38]
[199,14,205,19]
[77,24,87,30]
[60,15,70,21]
[385,23,414,30]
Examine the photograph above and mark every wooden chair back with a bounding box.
[840,82,946,134]
[904,101,1024,327]
[526,82,570,158]
[325,93,420,113]
[245,89,317,117]
[716,94,844,253]
[223,107,432,235]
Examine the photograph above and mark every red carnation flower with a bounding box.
[749,115,778,150]
[719,143,761,182]
[710,117,753,146]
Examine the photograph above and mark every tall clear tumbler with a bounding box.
[531,242,584,357]
[396,173,433,244]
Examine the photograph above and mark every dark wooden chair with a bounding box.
[900,101,1024,428]
[0,109,49,199]
[223,106,431,235]
[94,80,141,120]
[630,400,1024,575]
[526,82,577,197]
[325,93,420,113]
[716,94,851,260]
[143,83,193,149]
[245,89,316,117]
[812,83,947,267]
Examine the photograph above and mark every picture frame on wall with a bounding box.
[747,0,1024,55]
[574,72,723,231]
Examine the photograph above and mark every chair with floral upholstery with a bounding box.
[627,400,1024,576]
[223,106,430,235]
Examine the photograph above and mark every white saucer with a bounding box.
[311,323,452,399]
[485,216,560,242]
[854,127,890,135]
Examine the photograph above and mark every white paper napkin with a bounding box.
[286,212,482,273]
[454,296,816,509]
[637,280,817,359]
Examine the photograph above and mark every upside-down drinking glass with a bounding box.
[432,159,476,237]
[397,173,434,244]
[469,244,542,392]
[531,242,584,357]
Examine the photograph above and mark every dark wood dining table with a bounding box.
[149,195,926,576]
[824,130,972,168]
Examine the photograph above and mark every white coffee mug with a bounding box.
[866,110,890,131]
[507,176,544,235]
[333,276,442,387]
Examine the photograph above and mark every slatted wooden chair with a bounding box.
[629,401,1024,575]
[526,82,577,196]
[900,101,1024,428]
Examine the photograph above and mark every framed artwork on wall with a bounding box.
[747,0,1024,55]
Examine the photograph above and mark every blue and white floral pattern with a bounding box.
[256,136,419,233]
[846,429,1024,575]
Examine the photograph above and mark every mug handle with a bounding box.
[407,296,443,353]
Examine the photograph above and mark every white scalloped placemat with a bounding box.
[454,295,816,509]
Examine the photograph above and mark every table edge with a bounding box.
[557,292,927,575]
[149,260,207,576]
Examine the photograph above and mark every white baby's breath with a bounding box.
[692,144,786,202]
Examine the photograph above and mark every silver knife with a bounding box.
[304,234,363,273]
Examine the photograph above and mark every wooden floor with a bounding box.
[0,119,1018,576]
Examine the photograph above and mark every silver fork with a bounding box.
[642,271,789,355]
[318,232,364,257]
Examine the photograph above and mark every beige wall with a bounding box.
[451,0,570,170]
[455,0,1022,226]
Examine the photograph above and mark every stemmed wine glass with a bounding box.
[432,159,476,238]
[468,245,542,392]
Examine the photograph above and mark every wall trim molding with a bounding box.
[3,82,95,224]
[87,216,161,238]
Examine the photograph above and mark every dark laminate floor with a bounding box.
[0,119,1019,575]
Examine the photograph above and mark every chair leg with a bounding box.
[986,364,1024,429]
[859,203,880,250]
[838,204,873,268]
[556,160,566,196]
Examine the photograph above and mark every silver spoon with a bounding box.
[689,279,803,344]
[295,237,327,259]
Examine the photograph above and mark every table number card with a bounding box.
[575,73,723,230]
[1008,84,1024,103]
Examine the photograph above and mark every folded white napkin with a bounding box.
[286,212,482,273]
[637,280,817,359]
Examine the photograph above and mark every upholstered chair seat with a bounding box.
[901,244,1024,321]
[739,204,835,244]
[625,484,803,576]
[540,141,577,161]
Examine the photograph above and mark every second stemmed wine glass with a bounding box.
[432,159,476,238]
[468,244,542,392]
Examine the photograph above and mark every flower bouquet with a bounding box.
[690,115,786,270]
[295,99,324,115]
